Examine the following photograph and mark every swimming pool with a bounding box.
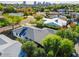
[18,49,27,57]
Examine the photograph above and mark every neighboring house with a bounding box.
[12,26,56,43]
[57,9,66,15]
[9,13,24,16]
[70,13,79,25]
[58,15,67,20]
[0,34,22,57]
[57,9,66,12]
[36,12,46,17]
[74,13,79,19]
[47,12,60,18]
[43,18,67,27]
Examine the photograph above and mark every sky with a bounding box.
[0,0,79,4]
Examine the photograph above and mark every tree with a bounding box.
[17,7,34,16]
[3,13,24,29]
[22,41,37,56]
[45,5,53,11]
[0,4,4,11]
[33,13,44,28]
[47,50,54,57]
[41,34,75,57]
[75,26,79,33]
[34,13,43,21]
[41,34,62,54]
[36,20,44,28]
[32,48,46,57]
[56,29,78,43]
[24,7,34,16]
[4,5,15,13]
[16,38,27,44]
[60,39,75,57]
[44,9,50,18]
[0,19,9,27]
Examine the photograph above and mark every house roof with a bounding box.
[0,34,22,57]
[49,12,60,15]
[57,9,66,12]
[9,13,24,16]
[43,18,67,27]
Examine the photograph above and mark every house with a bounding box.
[47,12,60,18]
[0,34,22,57]
[57,9,66,12]
[43,18,67,27]
[12,26,56,43]
[36,12,46,17]
[57,9,66,15]
[9,13,24,16]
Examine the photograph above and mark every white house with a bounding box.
[0,34,22,57]
[12,26,56,43]
[43,18,67,27]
